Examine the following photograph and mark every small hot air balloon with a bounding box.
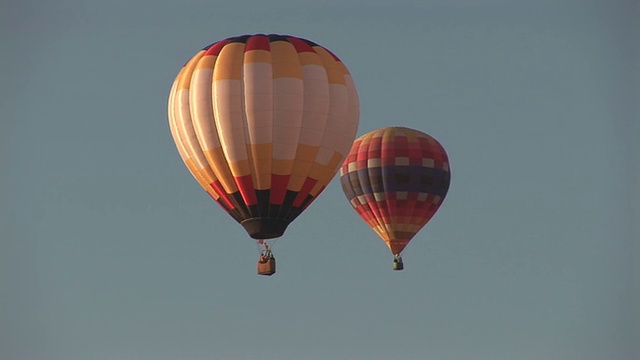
[339,127,450,270]
[168,34,359,275]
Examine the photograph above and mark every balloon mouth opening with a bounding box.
[241,218,289,239]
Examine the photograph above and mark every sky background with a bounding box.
[1,0,638,359]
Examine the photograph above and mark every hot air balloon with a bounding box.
[339,127,450,270]
[168,34,359,275]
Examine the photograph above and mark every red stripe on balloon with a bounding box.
[270,174,289,205]
[286,36,315,53]
[210,180,235,210]
[293,177,318,207]
[245,35,270,51]
[204,39,231,56]
[235,175,257,206]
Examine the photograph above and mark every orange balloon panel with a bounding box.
[169,34,359,239]
[340,127,450,255]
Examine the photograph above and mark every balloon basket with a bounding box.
[393,258,404,271]
[257,256,276,276]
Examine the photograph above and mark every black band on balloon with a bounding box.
[241,218,290,239]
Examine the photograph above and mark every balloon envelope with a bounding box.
[340,127,450,255]
[169,34,359,239]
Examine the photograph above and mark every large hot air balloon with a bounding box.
[339,127,450,270]
[168,34,359,275]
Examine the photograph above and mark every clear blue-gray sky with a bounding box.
[2,0,638,359]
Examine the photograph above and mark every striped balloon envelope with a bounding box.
[168,34,359,241]
[340,127,450,260]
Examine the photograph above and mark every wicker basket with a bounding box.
[257,256,276,276]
